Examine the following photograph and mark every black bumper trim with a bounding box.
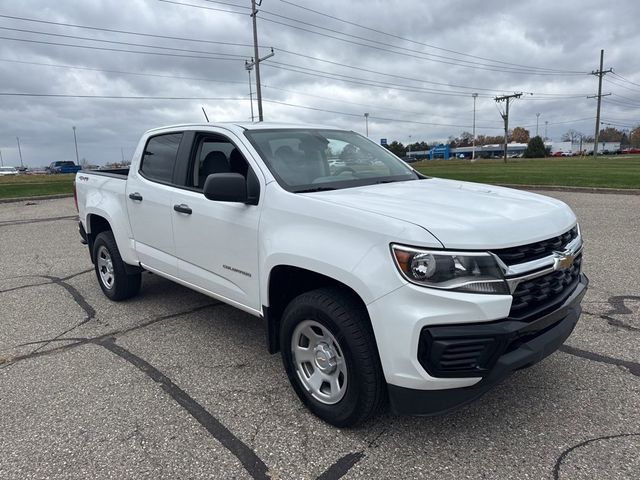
[388,273,588,416]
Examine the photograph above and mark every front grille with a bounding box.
[492,226,578,265]
[509,254,582,319]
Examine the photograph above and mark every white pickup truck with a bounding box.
[75,123,587,427]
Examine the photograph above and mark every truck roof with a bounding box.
[144,121,344,136]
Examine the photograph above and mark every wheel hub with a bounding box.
[314,343,337,374]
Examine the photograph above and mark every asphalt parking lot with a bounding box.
[1,191,638,480]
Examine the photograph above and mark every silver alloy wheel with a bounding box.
[96,245,115,290]
[291,319,348,405]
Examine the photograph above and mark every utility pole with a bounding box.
[588,49,612,157]
[472,93,478,161]
[16,136,23,168]
[249,1,274,122]
[536,113,541,137]
[494,93,522,163]
[245,59,255,122]
[245,47,274,123]
[72,126,80,165]
[363,112,369,137]
[545,120,548,140]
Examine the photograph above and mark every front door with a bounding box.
[171,131,262,313]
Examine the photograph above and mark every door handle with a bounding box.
[128,192,143,201]
[173,203,192,215]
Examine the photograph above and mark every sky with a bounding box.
[0,0,638,167]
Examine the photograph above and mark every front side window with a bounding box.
[187,134,251,190]
[140,133,183,183]
[244,129,418,192]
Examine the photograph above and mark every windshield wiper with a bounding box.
[294,186,337,193]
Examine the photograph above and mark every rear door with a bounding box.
[170,130,263,313]
[126,131,187,276]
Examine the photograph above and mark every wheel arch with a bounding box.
[264,264,371,354]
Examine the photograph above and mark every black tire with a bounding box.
[92,231,141,301]
[280,287,385,427]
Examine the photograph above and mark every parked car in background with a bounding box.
[47,161,82,174]
[0,166,19,176]
[622,148,640,154]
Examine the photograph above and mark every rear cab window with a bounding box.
[140,133,183,184]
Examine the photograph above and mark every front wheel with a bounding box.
[92,231,141,301]
[280,287,385,427]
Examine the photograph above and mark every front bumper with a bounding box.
[387,273,588,416]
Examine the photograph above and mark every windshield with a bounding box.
[244,129,419,192]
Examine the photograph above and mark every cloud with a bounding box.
[0,0,638,166]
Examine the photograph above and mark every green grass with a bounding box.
[1,156,639,199]
[0,174,75,199]
[415,155,640,189]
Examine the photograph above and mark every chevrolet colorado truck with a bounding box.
[74,123,587,427]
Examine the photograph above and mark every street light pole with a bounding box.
[364,112,369,137]
[72,126,80,166]
[472,93,478,161]
[545,120,549,140]
[16,136,23,168]
[536,113,541,137]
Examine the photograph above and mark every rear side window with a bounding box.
[140,133,183,183]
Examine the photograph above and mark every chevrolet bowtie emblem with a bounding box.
[553,250,576,271]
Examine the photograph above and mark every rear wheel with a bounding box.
[280,287,385,427]
[93,231,141,301]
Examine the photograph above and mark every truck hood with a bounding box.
[308,178,576,249]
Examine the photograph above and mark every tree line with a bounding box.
[384,125,640,157]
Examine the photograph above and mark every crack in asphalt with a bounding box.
[0,268,93,294]
[600,295,640,332]
[28,274,98,354]
[0,214,78,228]
[316,452,366,480]
[583,295,640,333]
[0,272,365,480]
[552,432,640,479]
[97,336,272,480]
[559,345,640,377]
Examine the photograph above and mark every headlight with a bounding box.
[391,244,509,294]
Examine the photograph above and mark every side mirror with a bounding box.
[203,173,248,203]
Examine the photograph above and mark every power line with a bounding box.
[164,0,586,76]
[0,26,248,57]
[262,98,502,129]
[0,92,248,100]
[274,0,584,74]
[0,56,501,121]
[610,71,640,88]
[0,13,258,48]
[0,35,244,61]
[0,57,249,86]
[0,90,502,130]
[264,60,498,97]
[274,48,513,93]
